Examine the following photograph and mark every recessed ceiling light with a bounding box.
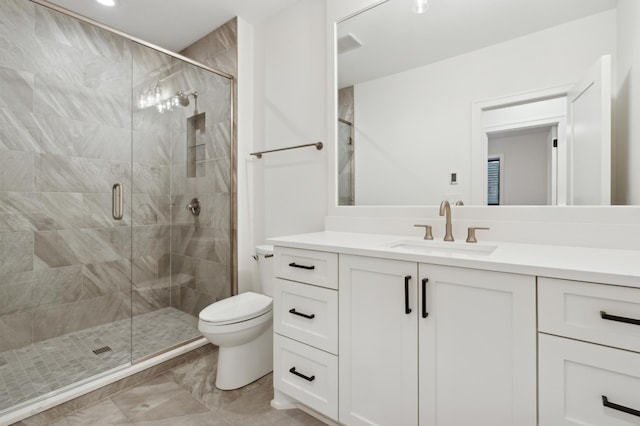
[96,0,118,7]
[412,0,429,14]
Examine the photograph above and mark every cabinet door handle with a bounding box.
[289,308,315,319]
[602,395,640,418]
[289,367,315,382]
[600,311,640,326]
[404,275,412,315]
[288,262,315,270]
[421,278,429,318]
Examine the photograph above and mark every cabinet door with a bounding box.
[419,265,536,426]
[539,333,640,426]
[339,255,418,426]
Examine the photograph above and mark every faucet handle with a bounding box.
[414,224,434,240]
[466,227,490,243]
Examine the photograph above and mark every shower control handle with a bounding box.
[112,183,123,220]
[289,367,315,382]
[186,198,200,216]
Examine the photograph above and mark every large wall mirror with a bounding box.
[336,0,639,207]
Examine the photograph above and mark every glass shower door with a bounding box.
[0,0,235,416]
[0,1,133,412]
[130,42,234,361]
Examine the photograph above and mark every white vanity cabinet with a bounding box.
[338,254,537,426]
[270,232,640,426]
[538,278,640,425]
[272,247,339,420]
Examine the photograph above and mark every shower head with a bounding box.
[176,92,190,106]
[174,91,199,114]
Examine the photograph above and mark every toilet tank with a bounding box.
[255,245,274,297]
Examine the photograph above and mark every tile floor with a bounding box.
[0,308,200,413]
[16,345,326,426]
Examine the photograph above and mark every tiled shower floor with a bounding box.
[0,307,200,413]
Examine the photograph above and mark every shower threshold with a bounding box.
[0,307,204,423]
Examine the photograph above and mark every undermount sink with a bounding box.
[384,239,497,257]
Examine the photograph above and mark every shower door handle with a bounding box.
[112,183,123,220]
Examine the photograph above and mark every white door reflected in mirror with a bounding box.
[567,55,611,205]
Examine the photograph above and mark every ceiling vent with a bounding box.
[337,33,363,54]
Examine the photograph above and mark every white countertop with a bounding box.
[268,231,640,288]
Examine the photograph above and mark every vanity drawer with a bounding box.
[274,278,338,354]
[539,333,640,425]
[538,277,640,353]
[274,247,338,289]
[273,334,338,420]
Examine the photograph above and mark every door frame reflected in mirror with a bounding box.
[471,85,570,206]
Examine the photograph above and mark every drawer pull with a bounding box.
[289,367,315,382]
[289,308,315,319]
[600,311,640,326]
[421,278,429,318]
[405,275,412,315]
[602,395,640,418]
[288,262,315,270]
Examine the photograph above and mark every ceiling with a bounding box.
[338,0,618,88]
[42,0,300,52]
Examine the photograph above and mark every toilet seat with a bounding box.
[199,292,272,326]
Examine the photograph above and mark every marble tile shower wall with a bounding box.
[169,68,232,315]
[169,19,237,316]
[0,1,133,351]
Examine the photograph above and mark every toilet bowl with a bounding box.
[198,245,274,390]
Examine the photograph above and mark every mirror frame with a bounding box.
[326,0,640,220]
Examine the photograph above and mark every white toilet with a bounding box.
[198,245,274,390]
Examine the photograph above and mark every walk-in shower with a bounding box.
[0,0,235,421]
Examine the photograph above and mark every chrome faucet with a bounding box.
[439,200,454,241]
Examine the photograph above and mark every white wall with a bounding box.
[251,0,328,247]
[353,11,616,205]
[615,0,640,205]
[236,17,256,293]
